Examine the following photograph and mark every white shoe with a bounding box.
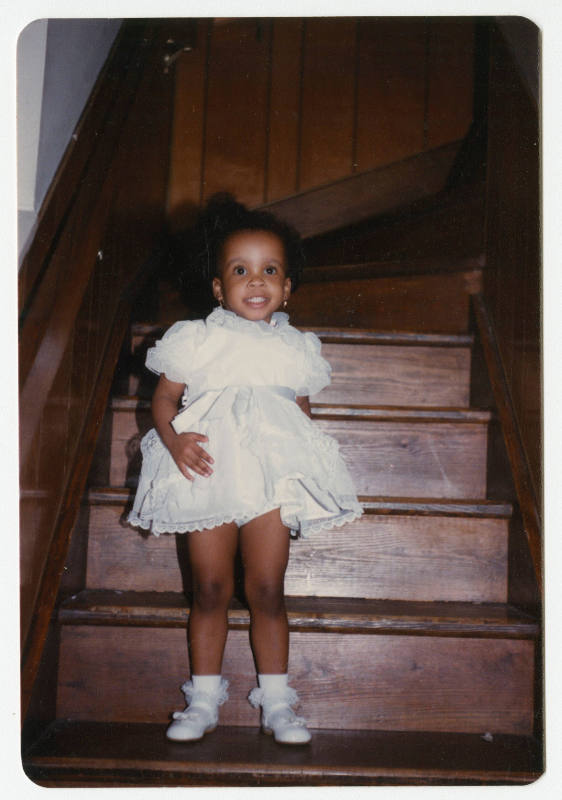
[248,686,312,745]
[166,678,229,742]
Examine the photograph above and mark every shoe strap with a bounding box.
[265,705,308,729]
[172,705,211,722]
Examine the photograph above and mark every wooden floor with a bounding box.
[23,721,541,787]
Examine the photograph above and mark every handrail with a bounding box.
[19,20,184,719]
[472,293,542,595]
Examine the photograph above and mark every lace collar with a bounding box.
[207,307,290,333]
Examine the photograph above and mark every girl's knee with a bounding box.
[245,577,285,616]
[193,578,233,613]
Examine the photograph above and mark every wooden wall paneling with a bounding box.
[356,19,426,171]
[167,20,209,228]
[486,88,540,498]
[483,23,541,524]
[106,28,178,267]
[426,20,475,149]
[202,19,271,207]
[265,19,304,202]
[299,18,357,190]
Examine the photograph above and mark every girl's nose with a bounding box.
[248,273,265,285]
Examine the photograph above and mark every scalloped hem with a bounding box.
[127,503,363,537]
[299,506,364,537]
[127,505,279,535]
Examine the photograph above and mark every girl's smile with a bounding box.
[212,230,291,323]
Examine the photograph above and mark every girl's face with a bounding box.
[213,230,291,323]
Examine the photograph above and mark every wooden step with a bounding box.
[56,591,537,734]
[23,721,542,786]
[84,490,510,602]
[106,400,491,498]
[126,324,473,407]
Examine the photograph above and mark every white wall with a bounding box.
[17,18,122,261]
[17,20,48,258]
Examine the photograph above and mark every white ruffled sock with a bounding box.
[257,673,289,693]
[192,675,223,694]
[251,673,311,743]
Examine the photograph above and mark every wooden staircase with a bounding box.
[22,251,541,786]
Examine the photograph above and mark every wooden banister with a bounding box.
[472,294,542,595]
[19,20,190,719]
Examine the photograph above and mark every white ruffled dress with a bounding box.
[128,307,363,537]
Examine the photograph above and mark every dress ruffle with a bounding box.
[128,309,362,537]
[146,319,206,384]
[144,308,331,397]
[128,384,362,537]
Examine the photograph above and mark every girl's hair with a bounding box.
[171,194,305,314]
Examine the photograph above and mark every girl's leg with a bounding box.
[186,521,239,675]
[239,508,290,674]
[241,509,311,744]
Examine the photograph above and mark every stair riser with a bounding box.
[128,340,471,408]
[313,344,471,406]
[108,412,489,498]
[57,626,535,735]
[86,505,508,603]
[286,273,472,332]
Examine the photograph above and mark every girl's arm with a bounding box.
[152,375,214,480]
[296,396,312,418]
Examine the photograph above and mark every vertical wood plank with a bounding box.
[426,20,474,149]
[299,18,357,190]
[484,23,540,502]
[202,19,270,207]
[266,19,303,202]
[167,21,209,227]
[356,19,426,170]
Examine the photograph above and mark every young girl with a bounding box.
[128,196,362,745]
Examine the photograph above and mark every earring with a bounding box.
[283,299,288,308]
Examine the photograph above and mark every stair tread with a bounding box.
[110,395,492,423]
[300,259,483,284]
[23,721,541,786]
[58,590,538,637]
[131,320,474,347]
[85,487,513,517]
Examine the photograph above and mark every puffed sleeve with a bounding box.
[145,319,206,384]
[296,331,332,396]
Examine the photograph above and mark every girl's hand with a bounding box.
[168,431,214,480]
[152,376,214,480]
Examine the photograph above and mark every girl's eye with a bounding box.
[265,266,277,274]
[233,266,246,275]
